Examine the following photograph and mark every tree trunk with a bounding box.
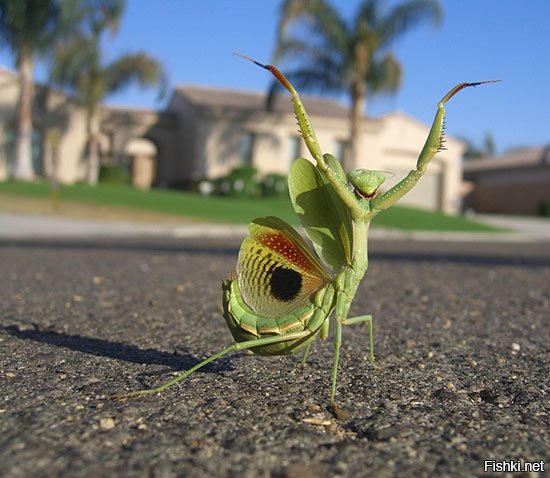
[47,128,62,210]
[346,38,371,173]
[347,81,366,173]
[13,48,35,181]
[86,107,101,185]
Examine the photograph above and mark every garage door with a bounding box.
[383,170,442,211]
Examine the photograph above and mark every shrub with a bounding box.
[98,165,130,185]
[261,173,288,197]
[538,200,550,217]
[208,167,289,198]
[225,166,261,198]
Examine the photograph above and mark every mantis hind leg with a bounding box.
[343,314,375,365]
[300,318,328,366]
[300,342,312,366]
[112,330,311,400]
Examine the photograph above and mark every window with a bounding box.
[288,135,301,168]
[240,131,255,166]
[333,139,349,165]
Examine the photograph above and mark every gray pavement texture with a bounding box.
[1,236,549,477]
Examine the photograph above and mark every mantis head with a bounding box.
[347,169,387,199]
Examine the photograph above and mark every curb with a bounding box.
[0,212,547,243]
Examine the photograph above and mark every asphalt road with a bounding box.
[1,237,549,478]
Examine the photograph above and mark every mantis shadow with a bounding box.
[1,324,235,376]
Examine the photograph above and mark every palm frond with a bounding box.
[272,2,442,104]
[265,62,344,112]
[0,0,60,53]
[50,35,97,88]
[103,53,166,98]
[279,64,345,96]
[77,0,125,37]
[378,0,442,47]
[275,38,323,61]
[366,52,402,95]
[355,0,381,32]
[276,0,349,61]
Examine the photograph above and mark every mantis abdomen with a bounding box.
[222,279,335,356]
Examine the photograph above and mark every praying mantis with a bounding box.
[117,55,495,411]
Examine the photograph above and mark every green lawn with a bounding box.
[0,180,499,232]
[372,204,499,231]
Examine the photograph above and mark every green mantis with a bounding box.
[117,55,495,410]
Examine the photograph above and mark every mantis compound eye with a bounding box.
[347,169,390,199]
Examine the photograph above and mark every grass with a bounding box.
[0,180,298,224]
[372,205,499,231]
[0,180,500,232]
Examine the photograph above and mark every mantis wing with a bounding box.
[288,156,353,272]
[236,216,332,318]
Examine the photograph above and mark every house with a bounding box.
[166,84,465,213]
[462,146,550,215]
[0,66,178,188]
[0,65,465,213]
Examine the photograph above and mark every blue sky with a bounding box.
[1,0,549,154]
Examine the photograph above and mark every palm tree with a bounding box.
[51,0,165,185]
[462,131,496,160]
[0,0,63,180]
[274,0,442,171]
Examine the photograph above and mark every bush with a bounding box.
[208,167,289,198]
[225,166,261,198]
[261,173,288,197]
[98,165,130,185]
[538,200,550,217]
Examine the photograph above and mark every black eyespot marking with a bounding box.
[269,267,302,302]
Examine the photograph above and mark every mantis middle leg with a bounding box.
[343,314,375,365]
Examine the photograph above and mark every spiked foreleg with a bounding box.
[371,81,498,213]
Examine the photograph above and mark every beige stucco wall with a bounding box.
[43,92,89,183]
[1,67,179,186]
[197,112,350,177]
[0,67,22,179]
[0,67,88,183]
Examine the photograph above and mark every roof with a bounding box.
[463,146,550,173]
[174,84,352,119]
